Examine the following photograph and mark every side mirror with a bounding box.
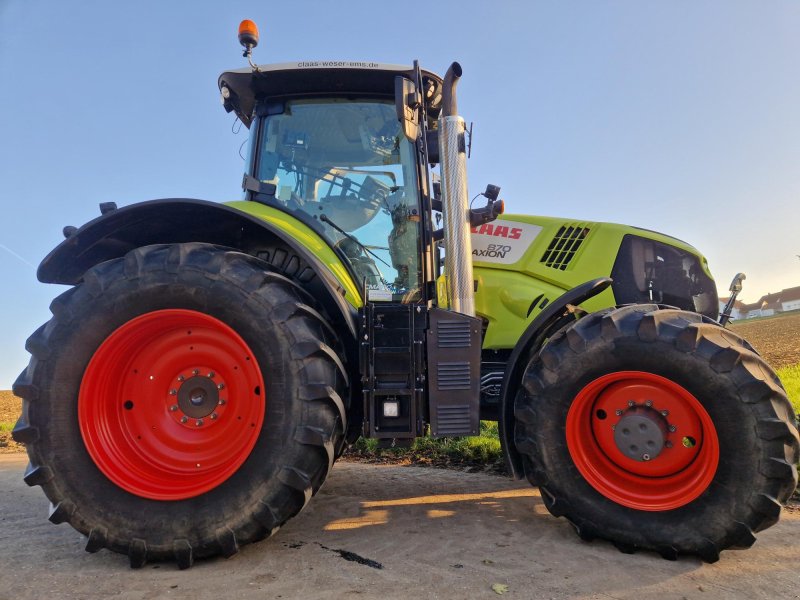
[395,76,420,142]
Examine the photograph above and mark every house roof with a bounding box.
[719,297,747,310]
[741,285,800,312]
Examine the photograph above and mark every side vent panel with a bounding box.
[427,309,481,437]
[540,224,591,270]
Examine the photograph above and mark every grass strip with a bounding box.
[777,363,800,416]
[346,421,504,471]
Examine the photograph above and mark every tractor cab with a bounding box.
[218,63,446,303]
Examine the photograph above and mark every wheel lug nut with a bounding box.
[644,400,653,407]
[178,375,185,382]
[169,404,178,412]
[169,389,177,396]
[210,413,218,420]
[665,441,673,448]
[208,371,215,378]
[627,400,635,407]
[642,453,651,461]
[615,409,624,416]
[193,369,199,376]
[218,399,226,406]
[611,424,616,430]
[669,425,677,433]
[196,419,204,427]
[661,410,669,417]
[217,383,225,390]
[180,416,188,424]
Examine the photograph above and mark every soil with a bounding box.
[729,311,800,369]
[0,391,23,454]
[1,454,799,600]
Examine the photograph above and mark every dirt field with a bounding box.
[1,454,799,600]
[729,311,800,369]
[0,390,22,453]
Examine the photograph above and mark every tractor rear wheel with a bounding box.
[514,304,799,561]
[13,243,349,568]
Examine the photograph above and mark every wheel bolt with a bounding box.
[642,453,651,461]
[665,441,673,448]
[196,419,204,427]
[644,400,653,407]
[210,413,218,420]
[669,425,677,433]
[180,416,188,424]
[611,424,616,430]
[193,369,199,376]
[169,404,178,412]
[218,399,226,406]
[627,400,635,407]
[177,375,185,382]
[615,409,624,416]
[661,410,669,416]
[208,371,215,378]
[169,389,177,396]
[217,383,225,390]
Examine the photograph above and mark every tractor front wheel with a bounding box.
[514,304,799,561]
[13,243,349,568]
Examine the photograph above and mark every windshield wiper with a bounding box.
[319,214,392,269]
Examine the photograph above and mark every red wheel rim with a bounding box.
[79,309,265,500]
[566,371,719,511]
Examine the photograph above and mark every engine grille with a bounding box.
[540,224,591,270]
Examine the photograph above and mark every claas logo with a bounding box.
[471,224,523,239]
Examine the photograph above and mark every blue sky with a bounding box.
[1,1,799,388]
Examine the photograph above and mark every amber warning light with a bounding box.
[238,20,259,49]
[238,20,260,70]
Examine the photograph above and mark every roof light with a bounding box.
[238,20,259,49]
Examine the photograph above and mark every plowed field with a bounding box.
[729,311,800,369]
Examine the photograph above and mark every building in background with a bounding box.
[728,285,800,319]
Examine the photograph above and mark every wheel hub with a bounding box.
[177,375,220,419]
[613,406,668,461]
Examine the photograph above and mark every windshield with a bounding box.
[254,98,422,302]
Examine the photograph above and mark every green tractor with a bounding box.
[14,21,798,568]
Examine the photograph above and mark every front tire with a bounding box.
[13,243,349,568]
[514,305,799,561]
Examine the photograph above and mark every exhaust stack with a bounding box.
[438,62,475,317]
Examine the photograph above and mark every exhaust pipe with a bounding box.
[438,62,475,317]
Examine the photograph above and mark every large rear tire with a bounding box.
[514,304,799,561]
[13,243,349,568]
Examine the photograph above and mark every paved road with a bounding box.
[1,454,798,599]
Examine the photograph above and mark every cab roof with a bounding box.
[218,61,444,128]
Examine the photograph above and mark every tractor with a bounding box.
[13,21,798,568]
